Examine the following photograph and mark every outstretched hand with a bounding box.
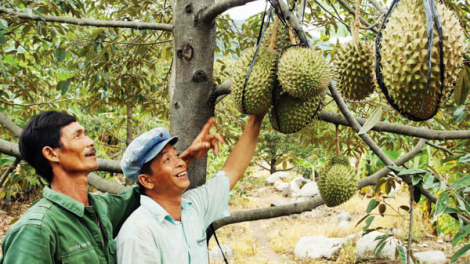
[180,117,224,167]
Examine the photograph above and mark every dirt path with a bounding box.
[250,221,284,263]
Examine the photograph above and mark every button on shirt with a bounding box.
[115,171,231,264]
[0,186,140,264]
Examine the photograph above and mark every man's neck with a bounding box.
[50,171,90,206]
[147,192,183,221]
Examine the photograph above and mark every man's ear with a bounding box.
[42,146,60,163]
[138,174,154,190]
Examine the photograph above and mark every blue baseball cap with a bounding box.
[121,127,178,182]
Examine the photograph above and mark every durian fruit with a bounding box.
[261,21,291,51]
[318,157,357,207]
[380,0,465,120]
[269,86,324,134]
[331,41,376,101]
[277,47,331,99]
[230,46,278,114]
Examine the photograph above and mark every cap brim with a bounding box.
[143,136,178,164]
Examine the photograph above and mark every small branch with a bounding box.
[425,142,455,155]
[0,7,173,31]
[0,99,70,107]
[368,0,387,14]
[335,0,378,33]
[214,80,232,104]
[0,112,22,138]
[329,83,394,165]
[0,157,21,188]
[277,0,312,49]
[77,38,172,46]
[198,0,258,23]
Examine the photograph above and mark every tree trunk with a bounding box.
[270,158,276,174]
[171,0,216,188]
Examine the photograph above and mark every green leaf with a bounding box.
[0,19,8,30]
[32,9,47,22]
[387,165,404,173]
[423,173,435,189]
[412,175,421,186]
[443,153,466,163]
[435,192,450,216]
[400,205,410,212]
[57,80,69,94]
[358,106,382,135]
[459,154,470,163]
[397,245,407,264]
[454,65,470,106]
[378,204,386,216]
[452,175,470,189]
[366,199,377,214]
[451,244,470,263]
[452,225,470,247]
[355,214,370,227]
[398,168,428,176]
[0,31,4,45]
[414,186,422,203]
[375,239,387,259]
[363,216,375,231]
[453,105,467,123]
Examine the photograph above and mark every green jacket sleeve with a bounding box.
[0,224,55,264]
[94,186,141,237]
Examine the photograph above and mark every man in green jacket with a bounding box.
[0,111,221,264]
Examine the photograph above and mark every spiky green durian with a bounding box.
[331,41,376,101]
[230,47,278,114]
[277,47,331,99]
[261,21,291,51]
[318,160,357,207]
[269,87,324,134]
[380,0,465,120]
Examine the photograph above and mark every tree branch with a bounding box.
[198,0,258,23]
[0,112,22,138]
[87,173,128,194]
[318,110,470,140]
[0,7,173,31]
[213,138,427,230]
[0,139,122,173]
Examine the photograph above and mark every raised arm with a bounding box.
[222,114,264,190]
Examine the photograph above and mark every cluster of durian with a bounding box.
[230,20,330,134]
[379,0,465,120]
[317,156,358,207]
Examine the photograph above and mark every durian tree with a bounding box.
[1,0,470,260]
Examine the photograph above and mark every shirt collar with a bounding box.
[140,195,192,224]
[42,186,85,217]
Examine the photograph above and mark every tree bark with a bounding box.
[171,0,217,188]
[270,158,276,174]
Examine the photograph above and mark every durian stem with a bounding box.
[268,17,279,50]
[288,28,296,45]
[335,124,341,156]
[353,0,361,50]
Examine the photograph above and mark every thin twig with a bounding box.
[0,157,21,188]
[77,38,172,46]
[0,98,71,107]
[425,142,455,155]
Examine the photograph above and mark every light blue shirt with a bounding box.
[115,171,230,264]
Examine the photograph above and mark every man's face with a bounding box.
[54,122,98,174]
[149,144,189,194]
